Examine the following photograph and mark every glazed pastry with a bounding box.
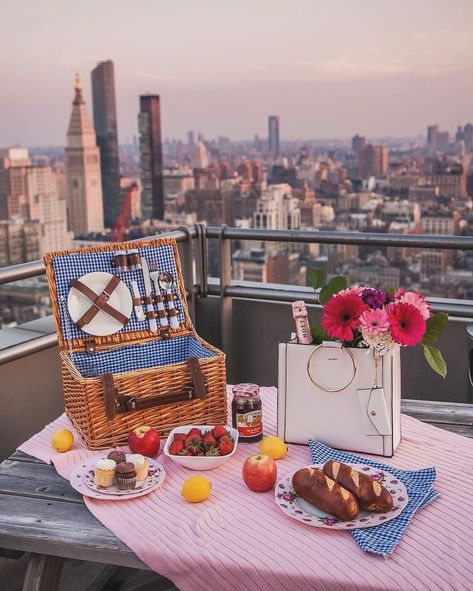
[94,459,116,487]
[127,454,148,481]
[323,461,393,513]
[115,462,137,490]
[292,467,359,521]
[107,449,126,464]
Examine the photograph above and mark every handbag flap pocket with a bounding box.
[357,388,392,436]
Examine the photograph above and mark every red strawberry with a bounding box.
[184,434,202,453]
[187,428,202,437]
[205,446,220,456]
[173,433,186,442]
[202,432,217,447]
[169,440,184,455]
[218,440,233,456]
[218,435,233,445]
[212,425,228,440]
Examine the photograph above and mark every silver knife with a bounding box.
[130,280,145,322]
[141,257,157,333]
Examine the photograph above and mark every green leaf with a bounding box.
[386,287,396,295]
[311,324,328,344]
[308,268,325,291]
[319,276,347,305]
[423,345,447,378]
[422,312,448,346]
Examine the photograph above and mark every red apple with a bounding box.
[242,454,277,492]
[128,426,160,457]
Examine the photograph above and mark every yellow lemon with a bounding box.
[258,435,288,460]
[181,476,211,503]
[51,429,74,453]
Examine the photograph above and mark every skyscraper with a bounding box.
[138,95,164,220]
[91,60,120,228]
[65,75,104,236]
[427,124,438,155]
[351,134,366,156]
[268,115,280,157]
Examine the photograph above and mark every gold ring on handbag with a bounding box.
[306,344,357,392]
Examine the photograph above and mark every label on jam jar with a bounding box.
[236,409,263,438]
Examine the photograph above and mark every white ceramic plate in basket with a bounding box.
[69,457,166,500]
[67,272,132,336]
[163,425,239,470]
[275,463,409,529]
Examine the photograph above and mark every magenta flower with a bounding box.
[388,302,426,346]
[323,517,338,526]
[359,308,390,336]
[322,292,368,342]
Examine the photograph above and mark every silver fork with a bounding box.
[149,262,169,327]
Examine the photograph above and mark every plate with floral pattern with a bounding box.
[275,463,408,529]
[69,457,166,500]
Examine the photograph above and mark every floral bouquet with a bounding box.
[309,271,448,378]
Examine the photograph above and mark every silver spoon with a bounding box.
[158,271,180,329]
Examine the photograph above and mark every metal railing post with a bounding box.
[177,226,196,323]
[218,225,234,383]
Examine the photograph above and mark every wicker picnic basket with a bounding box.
[44,237,227,449]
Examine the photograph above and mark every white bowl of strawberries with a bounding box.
[163,425,239,470]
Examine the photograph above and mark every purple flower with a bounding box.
[295,510,303,514]
[281,493,295,501]
[361,288,387,310]
[390,479,398,484]
[398,496,405,502]
[323,517,338,526]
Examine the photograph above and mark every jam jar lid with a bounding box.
[232,383,260,397]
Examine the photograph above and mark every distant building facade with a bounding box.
[351,134,366,156]
[65,75,104,236]
[138,95,164,220]
[268,115,280,157]
[91,60,121,228]
[358,145,389,179]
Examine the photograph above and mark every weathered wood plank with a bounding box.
[0,460,82,504]
[22,553,63,591]
[402,399,473,425]
[7,452,47,465]
[0,494,147,570]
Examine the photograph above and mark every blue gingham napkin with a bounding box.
[308,440,439,557]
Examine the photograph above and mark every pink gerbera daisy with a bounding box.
[322,293,368,342]
[387,302,426,346]
[359,308,390,336]
[399,291,431,320]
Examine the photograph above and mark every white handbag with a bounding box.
[277,339,401,457]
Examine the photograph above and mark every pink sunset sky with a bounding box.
[1,0,473,146]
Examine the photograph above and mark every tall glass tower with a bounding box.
[268,115,280,157]
[138,95,164,220]
[91,60,120,228]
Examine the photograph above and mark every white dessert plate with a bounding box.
[275,463,409,529]
[69,457,166,500]
[67,272,132,336]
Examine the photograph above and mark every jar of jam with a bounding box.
[232,383,263,443]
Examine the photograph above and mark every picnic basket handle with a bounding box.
[101,358,208,421]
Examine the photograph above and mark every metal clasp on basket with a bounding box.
[124,397,137,411]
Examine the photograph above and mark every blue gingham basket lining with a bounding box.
[72,335,216,378]
[308,439,439,557]
[52,243,185,343]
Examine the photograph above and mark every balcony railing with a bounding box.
[1,224,473,366]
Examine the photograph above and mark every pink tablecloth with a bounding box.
[19,387,473,591]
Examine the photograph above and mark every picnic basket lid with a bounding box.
[43,237,192,352]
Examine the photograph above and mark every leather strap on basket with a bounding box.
[70,276,128,329]
[101,357,208,420]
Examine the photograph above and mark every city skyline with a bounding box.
[1,0,473,146]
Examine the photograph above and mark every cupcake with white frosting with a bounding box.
[94,458,116,487]
[126,454,148,481]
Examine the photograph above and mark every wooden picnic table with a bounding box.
[0,399,472,591]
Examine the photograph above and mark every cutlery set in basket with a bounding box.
[44,238,227,450]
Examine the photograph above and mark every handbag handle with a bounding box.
[101,357,208,420]
[306,343,357,392]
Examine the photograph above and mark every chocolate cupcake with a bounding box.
[107,449,126,464]
[115,462,137,490]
